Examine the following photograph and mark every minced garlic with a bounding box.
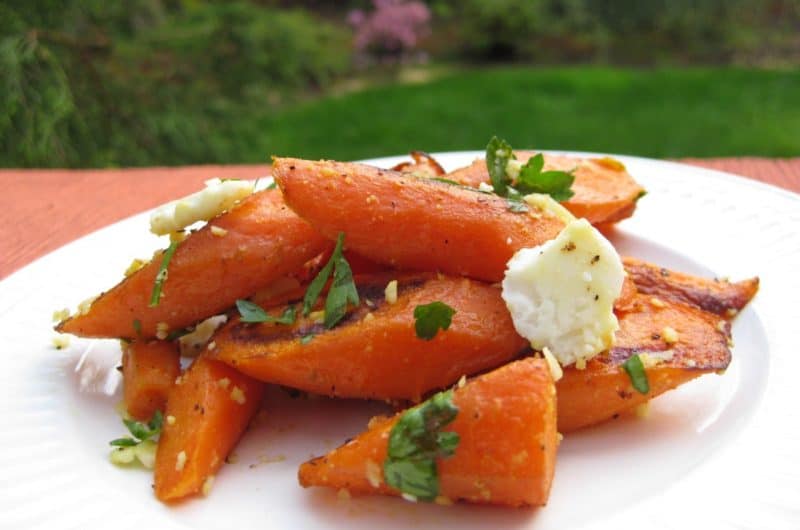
[175,450,187,471]
[202,475,215,496]
[662,326,679,344]
[230,386,246,404]
[384,280,398,304]
[124,258,147,277]
[365,459,382,488]
[166,415,176,425]
[210,225,228,237]
[52,308,70,323]
[217,377,231,389]
[77,296,97,316]
[155,322,170,340]
[52,334,70,350]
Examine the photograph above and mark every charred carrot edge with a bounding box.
[58,189,331,339]
[622,257,759,317]
[557,292,732,432]
[273,157,565,282]
[154,356,265,502]
[446,151,646,225]
[210,273,528,401]
[298,357,557,507]
[122,340,181,422]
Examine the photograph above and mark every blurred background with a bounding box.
[2,0,798,168]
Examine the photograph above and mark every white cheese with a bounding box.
[178,314,228,356]
[150,178,254,235]
[501,218,625,366]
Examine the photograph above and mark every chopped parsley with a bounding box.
[236,299,296,325]
[622,354,650,394]
[110,410,163,447]
[485,136,575,205]
[132,318,142,337]
[384,390,460,502]
[302,232,359,329]
[148,241,179,307]
[413,301,456,340]
[430,177,461,186]
[300,333,315,344]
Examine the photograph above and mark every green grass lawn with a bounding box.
[250,66,800,161]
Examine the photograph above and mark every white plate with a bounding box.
[1,152,798,530]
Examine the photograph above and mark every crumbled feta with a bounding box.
[124,258,147,277]
[640,350,674,368]
[541,347,563,381]
[524,193,576,224]
[52,308,70,323]
[52,334,71,350]
[477,181,495,193]
[230,386,246,404]
[77,295,97,316]
[178,314,228,356]
[175,450,187,471]
[385,280,398,304]
[502,219,625,366]
[149,178,254,235]
[505,159,523,181]
[166,415,176,425]
[365,459,382,488]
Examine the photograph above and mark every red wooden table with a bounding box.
[2,158,799,280]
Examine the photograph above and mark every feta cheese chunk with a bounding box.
[501,218,625,366]
[150,178,255,235]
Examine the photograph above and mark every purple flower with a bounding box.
[348,0,431,57]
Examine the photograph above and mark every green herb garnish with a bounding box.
[300,333,315,344]
[484,136,574,204]
[302,232,359,329]
[515,153,575,201]
[265,180,277,190]
[384,390,460,502]
[148,241,179,307]
[622,354,650,394]
[132,318,142,337]
[413,301,456,340]
[236,299,296,325]
[110,410,163,447]
[430,177,461,186]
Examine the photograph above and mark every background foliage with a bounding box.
[2,0,798,167]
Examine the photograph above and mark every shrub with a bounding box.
[348,0,431,63]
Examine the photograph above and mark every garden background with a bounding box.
[2,0,798,168]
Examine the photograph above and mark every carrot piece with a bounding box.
[154,356,265,502]
[272,158,565,282]
[298,357,558,507]
[58,189,331,339]
[622,257,759,317]
[122,340,181,421]
[446,152,646,225]
[557,292,733,432]
[211,274,528,401]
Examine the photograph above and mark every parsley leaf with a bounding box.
[515,153,575,201]
[110,410,163,447]
[236,299,296,325]
[132,318,142,337]
[302,232,359,329]
[300,333,314,344]
[485,136,515,197]
[622,354,650,394]
[413,301,456,340]
[384,390,460,501]
[148,241,179,307]
[430,177,461,186]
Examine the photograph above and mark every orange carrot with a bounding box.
[154,356,265,502]
[210,274,528,401]
[58,189,331,339]
[122,340,181,421]
[447,152,646,225]
[622,257,759,317]
[298,357,558,507]
[272,157,565,282]
[557,292,733,432]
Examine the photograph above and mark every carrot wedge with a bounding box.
[298,358,558,507]
[154,356,265,502]
[447,152,646,225]
[122,340,181,421]
[557,292,733,432]
[273,158,565,282]
[622,257,759,317]
[211,274,527,401]
[58,189,331,339]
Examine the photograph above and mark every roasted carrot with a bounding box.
[622,257,759,317]
[272,157,565,282]
[391,150,446,177]
[210,274,528,401]
[298,357,558,507]
[58,189,331,339]
[122,340,181,421]
[557,292,733,432]
[447,152,646,225]
[154,356,265,502]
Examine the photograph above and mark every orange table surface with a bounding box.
[2,157,799,280]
